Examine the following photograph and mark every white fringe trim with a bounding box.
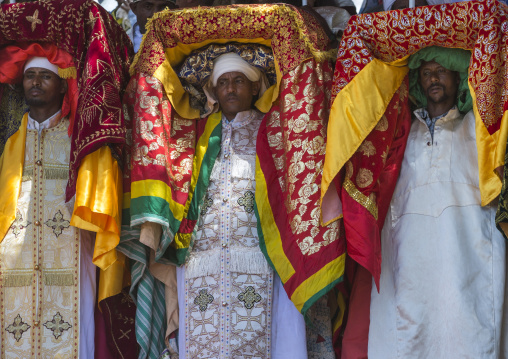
[210,154,256,181]
[185,247,271,279]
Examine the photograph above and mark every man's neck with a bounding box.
[426,102,455,119]
[29,105,62,123]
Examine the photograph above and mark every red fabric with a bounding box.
[0,0,133,200]
[99,289,139,359]
[0,42,78,136]
[332,0,508,134]
[340,78,411,288]
[341,265,371,359]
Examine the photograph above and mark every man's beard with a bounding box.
[25,97,48,107]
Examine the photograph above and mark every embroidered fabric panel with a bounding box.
[0,119,79,358]
[184,110,273,358]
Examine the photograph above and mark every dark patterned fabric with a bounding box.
[177,43,275,116]
[0,84,27,156]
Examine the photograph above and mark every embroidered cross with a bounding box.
[43,312,72,339]
[26,10,42,32]
[5,314,30,342]
[118,329,131,340]
[237,191,255,213]
[237,213,257,238]
[190,312,215,335]
[194,288,214,312]
[45,210,70,237]
[237,310,263,332]
[238,286,261,310]
[201,193,214,216]
[11,210,31,238]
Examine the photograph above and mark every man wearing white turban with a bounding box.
[175,52,308,359]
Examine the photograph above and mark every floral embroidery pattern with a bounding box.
[5,314,30,342]
[10,210,31,238]
[43,312,72,339]
[45,210,70,237]
[194,289,214,312]
[238,286,262,310]
[237,191,255,213]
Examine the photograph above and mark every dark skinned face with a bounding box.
[23,67,67,110]
[418,60,459,107]
[130,0,177,34]
[214,72,260,121]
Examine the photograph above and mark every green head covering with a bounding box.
[408,46,473,113]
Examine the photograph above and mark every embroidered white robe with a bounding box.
[0,117,95,358]
[177,109,307,359]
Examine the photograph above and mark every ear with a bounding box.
[251,80,260,97]
[60,78,68,95]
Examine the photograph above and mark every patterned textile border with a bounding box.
[131,4,334,77]
[0,0,132,200]
[331,0,508,134]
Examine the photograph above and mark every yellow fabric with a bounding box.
[131,179,186,221]
[97,252,129,303]
[321,58,409,218]
[290,253,345,312]
[255,155,295,283]
[469,80,504,206]
[152,38,281,120]
[71,146,124,301]
[0,113,27,243]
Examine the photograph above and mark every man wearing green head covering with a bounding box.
[367,46,508,358]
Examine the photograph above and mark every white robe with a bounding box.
[369,108,508,358]
[176,110,307,359]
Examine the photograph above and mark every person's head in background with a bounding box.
[130,0,177,34]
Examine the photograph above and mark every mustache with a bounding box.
[427,84,444,92]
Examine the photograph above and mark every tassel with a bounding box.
[58,67,77,79]
[2,273,32,287]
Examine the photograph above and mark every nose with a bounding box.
[32,76,41,87]
[226,82,236,94]
[429,71,439,83]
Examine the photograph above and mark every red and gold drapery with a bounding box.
[0,0,133,301]
[322,0,508,287]
[125,4,345,318]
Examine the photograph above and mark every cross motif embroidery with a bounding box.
[26,10,42,32]
[201,193,214,216]
[11,210,31,238]
[5,314,30,342]
[194,288,214,312]
[237,191,255,213]
[45,210,70,237]
[238,286,262,309]
[43,312,72,339]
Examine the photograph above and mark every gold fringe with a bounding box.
[2,273,32,287]
[58,67,77,79]
[44,272,74,286]
[343,178,378,220]
[22,167,33,182]
[44,167,69,180]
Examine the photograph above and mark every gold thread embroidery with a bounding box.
[343,178,378,220]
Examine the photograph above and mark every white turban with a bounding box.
[24,57,59,76]
[211,52,261,87]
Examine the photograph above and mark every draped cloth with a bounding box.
[122,5,344,357]
[0,0,133,301]
[321,0,508,354]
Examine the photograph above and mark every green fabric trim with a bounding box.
[408,46,472,113]
[300,276,343,325]
[186,120,222,221]
[130,196,182,233]
[254,202,277,274]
